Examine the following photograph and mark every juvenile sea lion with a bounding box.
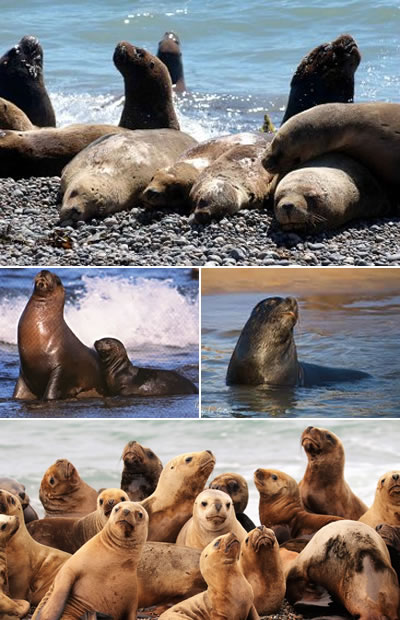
[157,32,186,93]
[226,296,370,386]
[141,450,216,542]
[0,97,34,130]
[299,426,367,519]
[0,35,56,127]
[94,338,198,395]
[39,458,98,518]
[254,468,343,537]
[209,472,256,531]
[0,514,30,618]
[13,270,105,401]
[176,489,246,549]
[0,477,39,523]
[359,471,400,528]
[120,441,163,501]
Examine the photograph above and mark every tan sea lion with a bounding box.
[121,441,163,501]
[0,514,30,619]
[13,270,105,401]
[239,526,285,615]
[0,97,34,130]
[141,450,216,542]
[0,477,39,523]
[299,426,367,519]
[209,472,256,531]
[254,468,343,537]
[32,501,148,620]
[39,458,98,518]
[359,471,400,528]
[157,32,186,93]
[176,488,246,549]
[286,520,400,620]
[159,532,259,620]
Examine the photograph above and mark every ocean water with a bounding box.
[1,0,399,138]
[0,267,199,418]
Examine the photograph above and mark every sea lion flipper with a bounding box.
[43,366,67,400]
[37,569,75,620]
[246,604,261,620]
[12,374,36,400]
[0,596,30,617]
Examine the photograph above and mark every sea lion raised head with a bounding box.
[359,471,400,527]
[39,458,98,518]
[301,426,343,465]
[107,500,149,545]
[33,269,64,301]
[209,472,249,513]
[121,441,163,501]
[97,488,128,518]
[157,31,186,93]
[0,478,29,510]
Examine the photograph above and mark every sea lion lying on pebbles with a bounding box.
[0,477,38,523]
[121,441,163,501]
[359,470,400,528]
[0,514,30,619]
[39,458,98,518]
[157,32,186,93]
[209,472,256,531]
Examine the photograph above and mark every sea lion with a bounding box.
[157,32,186,93]
[39,458,98,518]
[209,472,256,531]
[0,35,55,127]
[0,97,34,130]
[273,153,391,232]
[141,450,216,542]
[281,34,360,124]
[0,514,30,619]
[94,338,198,395]
[376,523,400,581]
[359,471,400,528]
[0,477,39,523]
[0,489,70,605]
[159,532,259,620]
[254,468,343,537]
[239,526,285,615]
[286,520,400,620]
[13,270,105,401]
[114,41,180,130]
[176,489,247,549]
[28,488,129,553]
[59,130,196,222]
[32,501,148,620]
[120,441,163,501]
[226,296,370,386]
[299,426,367,519]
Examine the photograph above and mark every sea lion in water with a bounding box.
[209,472,256,532]
[0,97,34,130]
[120,441,163,501]
[39,458,98,518]
[0,36,55,127]
[0,514,30,618]
[157,32,186,93]
[0,477,39,523]
[176,489,246,549]
[254,468,343,537]
[286,520,400,620]
[59,130,196,223]
[226,296,370,386]
[299,426,367,519]
[13,270,105,401]
[359,471,400,528]
[94,338,198,396]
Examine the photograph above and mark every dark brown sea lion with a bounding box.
[39,458,98,518]
[0,477,39,523]
[94,338,198,396]
[209,472,256,532]
[157,32,186,93]
[359,471,400,528]
[226,296,370,386]
[120,441,163,501]
[0,514,30,618]
[376,523,400,581]
[0,35,56,127]
[299,426,367,519]
[0,97,34,130]
[13,270,105,401]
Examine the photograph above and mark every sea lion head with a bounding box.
[107,500,148,544]
[200,531,241,579]
[0,490,23,518]
[0,514,20,543]
[157,32,184,87]
[209,473,249,513]
[94,338,128,366]
[194,489,233,532]
[0,35,43,82]
[97,489,129,518]
[142,162,197,209]
[241,525,278,557]
[274,171,330,231]
[59,171,114,223]
[0,478,29,509]
[376,523,400,551]
[33,270,64,302]
[157,450,216,499]
[191,175,249,224]
[378,471,400,506]
[301,426,344,465]
[254,468,298,501]
[121,441,163,475]
[113,41,172,93]
[40,459,82,500]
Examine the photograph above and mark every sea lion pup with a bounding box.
[0,490,70,605]
[0,477,39,523]
[39,458,98,518]
[141,450,216,542]
[0,514,30,619]
[281,34,360,124]
[157,32,186,93]
[32,501,148,620]
[0,97,34,130]
[94,338,198,396]
[176,489,247,549]
[13,270,105,401]
[254,469,343,537]
[359,471,400,528]
[209,472,256,532]
[299,426,367,519]
[120,441,163,501]
[59,130,196,223]
[226,296,370,386]
[114,41,180,130]
[28,488,129,553]
[0,35,55,127]
[286,520,400,620]
[239,526,285,615]
[159,532,259,620]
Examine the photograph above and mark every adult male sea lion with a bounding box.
[0,477,39,523]
[94,338,198,395]
[0,514,30,619]
[226,296,370,386]
[0,97,34,130]
[157,32,186,93]
[120,441,163,501]
[39,458,98,518]
[13,270,105,401]
[209,472,256,531]
[359,471,400,528]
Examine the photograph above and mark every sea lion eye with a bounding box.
[226,502,231,509]
[99,499,104,505]
[1,524,6,530]
[120,497,126,502]
[381,478,386,485]
[138,512,143,519]
[115,506,120,512]
[10,497,15,505]
[146,451,155,459]
[170,466,174,470]
[213,539,220,548]
[150,61,155,69]
[326,433,334,442]
[201,501,207,507]
[245,537,249,544]
[272,474,278,481]
[185,457,193,463]
[49,477,55,485]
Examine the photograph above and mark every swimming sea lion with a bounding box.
[157,32,186,93]
[94,338,198,395]
[299,426,367,519]
[120,441,163,501]
[13,270,105,401]
[359,471,400,528]
[226,296,370,386]
[0,477,39,523]
[0,35,55,127]
[0,514,30,619]
[39,458,98,518]
[209,472,256,531]
[0,97,34,130]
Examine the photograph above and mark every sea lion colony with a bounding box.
[1,426,400,619]
[0,32,398,234]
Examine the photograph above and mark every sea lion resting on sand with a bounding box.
[359,470,400,528]
[0,477,39,523]
[120,440,163,501]
[0,514,30,618]
[209,472,256,532]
